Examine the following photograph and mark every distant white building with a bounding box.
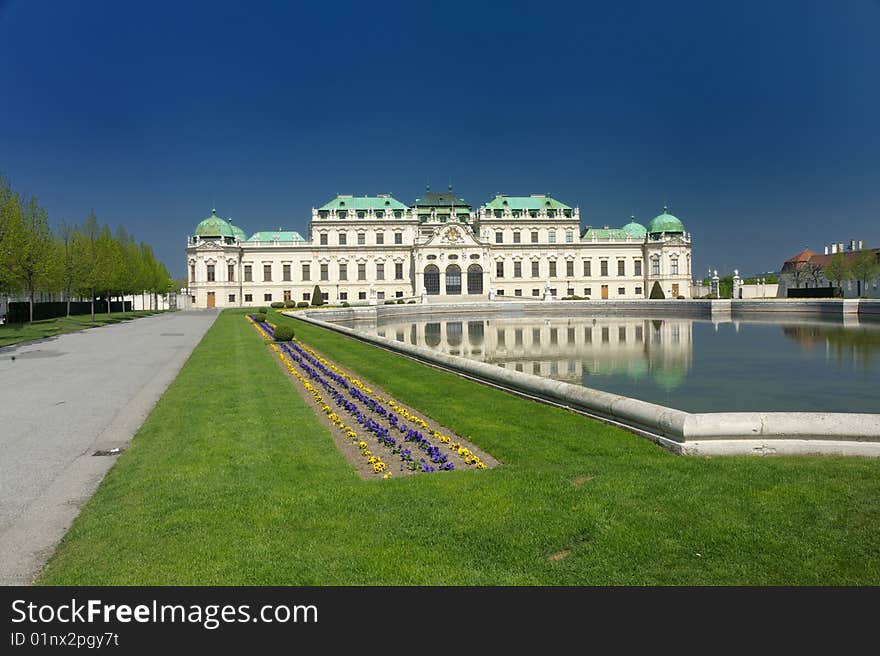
[185,187,694,308]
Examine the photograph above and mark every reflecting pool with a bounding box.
[349,315,880,413]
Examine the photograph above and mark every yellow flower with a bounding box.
[358,441,367,449]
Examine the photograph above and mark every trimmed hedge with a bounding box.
[270,302,285,309]
[253,312,267,323]
[273,324,295,341]
[284,301,297,308]
[296,301,309,308]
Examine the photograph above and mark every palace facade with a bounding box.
[185,188,693,308]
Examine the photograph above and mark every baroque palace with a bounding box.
[186,187,693,308]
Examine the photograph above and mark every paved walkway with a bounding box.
[0,310,218,585]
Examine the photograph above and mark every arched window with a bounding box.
[425,322,441,347]
[467,321,484,346]
[446,264,462,295]
[447,322,462,347]
[424,265,440,295]
[467,264,483,294]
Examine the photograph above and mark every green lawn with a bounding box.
[39,309,880,584]
[0,310,167,348]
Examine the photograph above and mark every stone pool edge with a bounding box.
[288,311,880,458]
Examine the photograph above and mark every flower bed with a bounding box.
[247,314,494,478]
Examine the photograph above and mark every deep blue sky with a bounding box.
[1,0,878,278]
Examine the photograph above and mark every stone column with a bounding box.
[710,270,720,297]
[732,269,742,300]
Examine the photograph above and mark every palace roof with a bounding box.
[481,194,572,211]
[318,194,408,212]
[247,231,305,242]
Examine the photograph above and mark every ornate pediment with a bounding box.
[418,222,482,249]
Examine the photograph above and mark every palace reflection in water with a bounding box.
[372,316,692,392]
[347,313,880,413]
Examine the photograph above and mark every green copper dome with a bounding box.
[195,209,235,239]
[646,207,684,234]
[621,216,647,239]
[230,224,247,241]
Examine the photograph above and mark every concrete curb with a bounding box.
[289,311,880,458]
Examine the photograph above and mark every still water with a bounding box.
[351,315,880,413]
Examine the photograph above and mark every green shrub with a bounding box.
[258,307,269,314]
[396,299,405,304]
[273,324,295,341]
[270,302,284,309]
[407,300,416,304]
[384,300,395,305]
[297,301,309,308]
[341,302,350,307]
[253,312,267,323]
[284,301,297,308]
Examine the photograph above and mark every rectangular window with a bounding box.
[339,292,348,300]
[303,292,310,301]
[671,259,679,275]
[320,233,328,245]
[496,289,504,295]
[283,290,291,302]
[228,264,235,282]
[618,287,625,295]
[338,233,347,245]
[549,261,557,277]
[531,231,538,244]
[206,264,215,282]
[634,260,642,276]
[377,291,385,300]
[244,293,253,302]
[358,263,366,280]
[514,261,522,278]
[548,231,556,244]
[495,231,503,244]
[635,325,643,341]
[283,264,291,281]
[228,294,235,303]
[532,288,540,297]
[550,328,558,345]
[244,265,252,282]
[512,232,522,244]
[600,261,609,276]
[322,292,329,302]
[496,261,504,278]
[618,260,625,276]
[567,288,574,296]
[584,287,592,296]
[189,263,195,281]
[395,262,403,280]
[376,263,384,280]
[395,291,403,298]
[263,264,272,281]
[583,260,591,277]
[619,326,627,342]
[566,261,574,277]
[264,293,272,302]
[302,263,310,281]
[652,259,660,276]
[566,231,573,243]
[514,289,522,296]
[394,232,402,244]
[320,263,329,281]
[531,261,539,278]
[515,328,523,345]
[635,286,642,295]
[339,263,348,280]
[497,329,506,346]
[358,291,366,300]
[376,232,384,245]
[358,233,365,245]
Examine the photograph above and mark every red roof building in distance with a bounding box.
[779,243,880,298]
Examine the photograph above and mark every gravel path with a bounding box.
[0,310,218,585]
